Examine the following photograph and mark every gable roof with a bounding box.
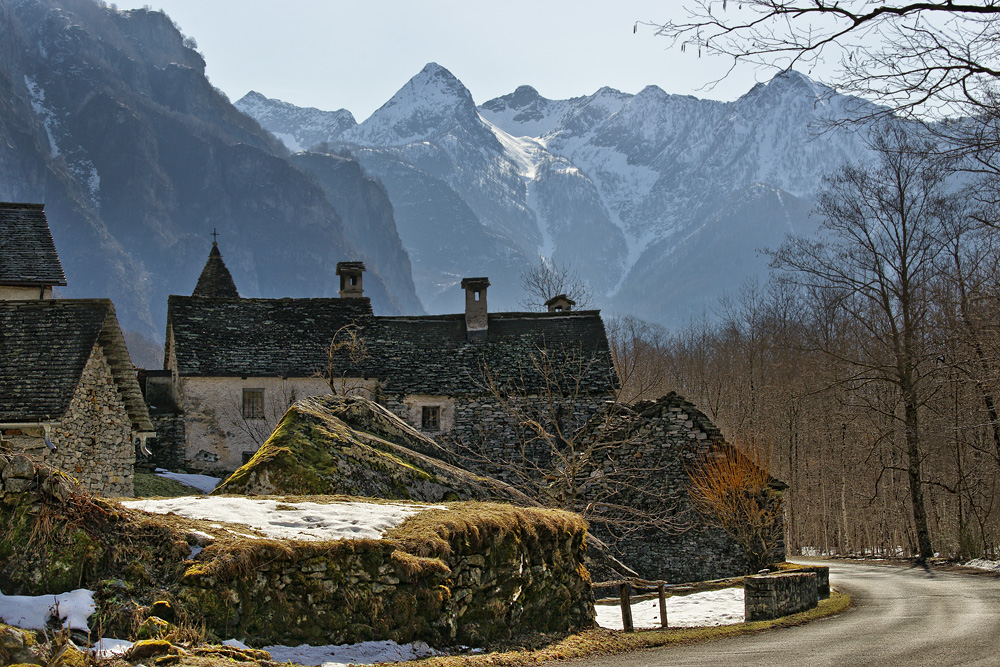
[166,295,375,377]
[0,202,67,287]
[0,299,153,431]
[166,297,617,396]
[357,310,617,395]
[192,243,239,298]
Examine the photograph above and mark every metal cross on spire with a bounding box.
[211,228,219,245]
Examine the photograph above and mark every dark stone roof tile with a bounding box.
[0,202,66,287]
[0,299,153,431]
[167,296,375,377]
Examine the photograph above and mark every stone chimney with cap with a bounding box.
[545,294,575,312]
[336,261,366,298]
[461,277,490,341]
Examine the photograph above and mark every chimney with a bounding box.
[336,261,366,298]
[461,277,490,340]
[545,294,575,312]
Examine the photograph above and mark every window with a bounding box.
[242,389,264,419]
[421,405,441,430]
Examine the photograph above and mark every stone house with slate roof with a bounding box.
[155,247,617,475]
[0,203,153,496]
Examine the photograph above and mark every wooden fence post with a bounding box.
[658,583,667,628]
[619,583,634,632]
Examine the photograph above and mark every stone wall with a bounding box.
[581,395,781,583]
[744,572,818,621]
[789,565,829,598]
[148,414,186,471]
[176,376,333,473]
[385,393,609,486]
[2,343,134,496]
[177,508,593,647]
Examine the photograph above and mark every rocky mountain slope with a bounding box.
[242,64,881,324]
[0,0,422,347]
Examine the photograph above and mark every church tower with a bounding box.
[192,238,239,298]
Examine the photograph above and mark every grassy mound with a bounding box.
[215,395,529,504]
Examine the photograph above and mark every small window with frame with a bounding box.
[421,405,441,430]
[242,388,264,420]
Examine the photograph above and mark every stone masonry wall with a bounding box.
[583,396,771,583]
[744,572,818,621]
[2,343,134,496]
[177,511,594,648]
[385,394,609,486]
[385,392,773,584]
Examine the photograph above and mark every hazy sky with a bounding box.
[113,1,820,121]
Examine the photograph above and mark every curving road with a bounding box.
[568,559,1000,667]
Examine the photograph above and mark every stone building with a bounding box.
[576,392,786,582]
[154,246,616,475]
[155,243,785,581]
[0,202,154,496]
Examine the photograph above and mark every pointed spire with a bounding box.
[192,237,239,298]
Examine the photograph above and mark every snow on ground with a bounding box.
[595,587,744,630]
[92,638,134,658]
[259,640,441,665]
[964,559,1000,572]
[0,589,95,631]
[118,496,442,541]
[154,468,221,493]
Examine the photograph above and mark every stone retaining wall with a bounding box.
[744,572,818,621]
[791,565,829,598]
[177,508,593,647]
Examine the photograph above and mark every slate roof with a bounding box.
[192,243,239,298]
[0,299,153,431]
[357,311,617,395]
[0,202,66,287]
[167,298,617,396]
[166,296,376,377]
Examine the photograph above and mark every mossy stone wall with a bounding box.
[177,510,594,647]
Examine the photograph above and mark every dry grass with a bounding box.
[395,589,851,667]
[107,590,849,667]
[385,501,586,559]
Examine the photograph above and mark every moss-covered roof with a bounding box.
[215,395,533,503]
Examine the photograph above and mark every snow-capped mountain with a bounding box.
[0,0,422,347]
[235,91,357,152]
[241,64,882,325]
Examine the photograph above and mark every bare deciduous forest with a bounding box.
[608,131,1000,560]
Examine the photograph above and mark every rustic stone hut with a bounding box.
[582,392,786,582]
[0,299,154,496]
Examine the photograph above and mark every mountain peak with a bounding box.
[343,62,486,146]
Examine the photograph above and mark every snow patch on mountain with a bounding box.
[236,91,356,152]
[24,76,60,157]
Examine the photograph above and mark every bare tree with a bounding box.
[519,261,594,311]
[769,123,951,560]
[648,1,1000,119]
[687,440,784,573]
[454,346,686,542]
[327,324,373,396]
[224,379,299,448]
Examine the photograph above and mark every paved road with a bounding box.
[569,559,1000,666]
